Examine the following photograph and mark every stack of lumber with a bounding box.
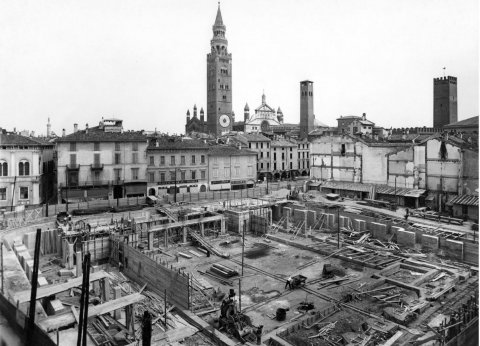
[209,263,238,278]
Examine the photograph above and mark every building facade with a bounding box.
[208,145,257,191]
[0,130,54,210]
[185,105,207,135]
[206,5,233,135]
[271,137,298,180]
[297,138,310,176]
[433,76,458,128]
[146,138,209,196]
[55,119,148,203]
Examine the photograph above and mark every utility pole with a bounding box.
[239,222,245,312]
[337,207,340,249]
[1,243,4,295]
[26,228,42,345]
[174,168,177,203]
[77,252,91,346]
[66,173,69,212]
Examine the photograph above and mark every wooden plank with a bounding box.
[13,270,109,304]
[39,293,146,332]
[71,306,79,324]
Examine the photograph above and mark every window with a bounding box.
[69,154,76,166]
[0,188,6,200]
[132,142,138,151]
[256,143,258,149]
[261,143,263,149]
[149,156,154,165]
[94,171,100,181]
[267,143,269,148]
[274,153,276,160]
[170,171,176,181]
[148,172,155,183]
[115,142,121,151]
[235,167,240,177]
[19,161,30,176]
[213,157,218,164]
[114,169,122,181]
[160,172,165,182]
[201,170,206,179]
[181,156,185,165]
[224,168,229,177]
[260,152,263,158]
[70,142,76,151]
[274,163,277,170]
[191,155,196,164]
[249,143,251,148]
[132,153,138,164]
[0,161,8,176]
[131,168,139,180]
[160,156,165,165]
[181,171,186,181]
[213,168,219,178]
[115,153,121,164]
[201,155,205,164]
[94,142,100,151]
[260,163,264,169]
[94,153,100,165]
[290,153,292,159]
[267,152,269,158]
[290,162,293,169]
[19,187,28,200]
[170,156,175,165]
[282,153,285,160]
[341,144,346,156]
[191,170,196,180]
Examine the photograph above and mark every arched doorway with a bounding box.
[281,171,287,179]
[302,170,308,176]
[200,185,207,192]
[148,188,156,196]
[274,172,281,180]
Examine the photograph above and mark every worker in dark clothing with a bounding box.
[256,325,263,345]
[285,276,292,290]
[404,208,409,221]
[206,250,211,257]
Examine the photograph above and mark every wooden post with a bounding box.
[76,251,82,277]
[113,287,121,320]
[26,228,41,345]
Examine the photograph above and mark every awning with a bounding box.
[447,195,479,206]
[376,186,425,198]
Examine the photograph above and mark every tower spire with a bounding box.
[215,2,224,26]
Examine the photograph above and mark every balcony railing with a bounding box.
[66,164,80,170]
[90,163,104,171]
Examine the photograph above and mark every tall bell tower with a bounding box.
[207,4,233,136]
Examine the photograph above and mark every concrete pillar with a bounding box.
[354,219,366,232]
[92,265,100,295]
[102,278,111,302]
[126,304,135,336]
[221,218,226,234]
[113,286,121,320]
[164,230,168,248]
[76,251,82,277]
[148,232,154,251]
[182,227,187,243]
[67,243,74,269]
[200,222,205,237]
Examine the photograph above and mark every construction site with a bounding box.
[0,188,478,346]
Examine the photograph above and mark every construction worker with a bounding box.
[256,325,263,345]
[285,276,292,290]
[404,208,409,221]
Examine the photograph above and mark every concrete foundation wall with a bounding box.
[421,234,440,251]
[122,244,190,310]
[371,222,388,241]
[396,228,416,248]
[444,239,464,262]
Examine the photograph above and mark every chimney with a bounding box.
[85,123,89,134]
[47,117,51,137]
[362,113,366,121]
[62,129,66,137]
[74,123,78,133]
[30,131,35,137]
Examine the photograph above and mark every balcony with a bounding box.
[90,163,104,171]
[66,164,80,171]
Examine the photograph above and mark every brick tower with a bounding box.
[207,4,233,136]
[433,76,457,128]
[300,80,314,138]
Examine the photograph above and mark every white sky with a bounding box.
[0,0,478,136]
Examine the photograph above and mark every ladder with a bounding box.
[269,216,285,234]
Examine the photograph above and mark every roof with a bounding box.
[271,138,297,147]
[0,132,54,147]
[148,138,209,150]
[321,181,372,192]
[56,126,146,143]
[375,186,426,198]
[444,116,479,129]
[447,195,479,206]
[208,145,256,156]
[214,4,224,27]
[239,133,271,142]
